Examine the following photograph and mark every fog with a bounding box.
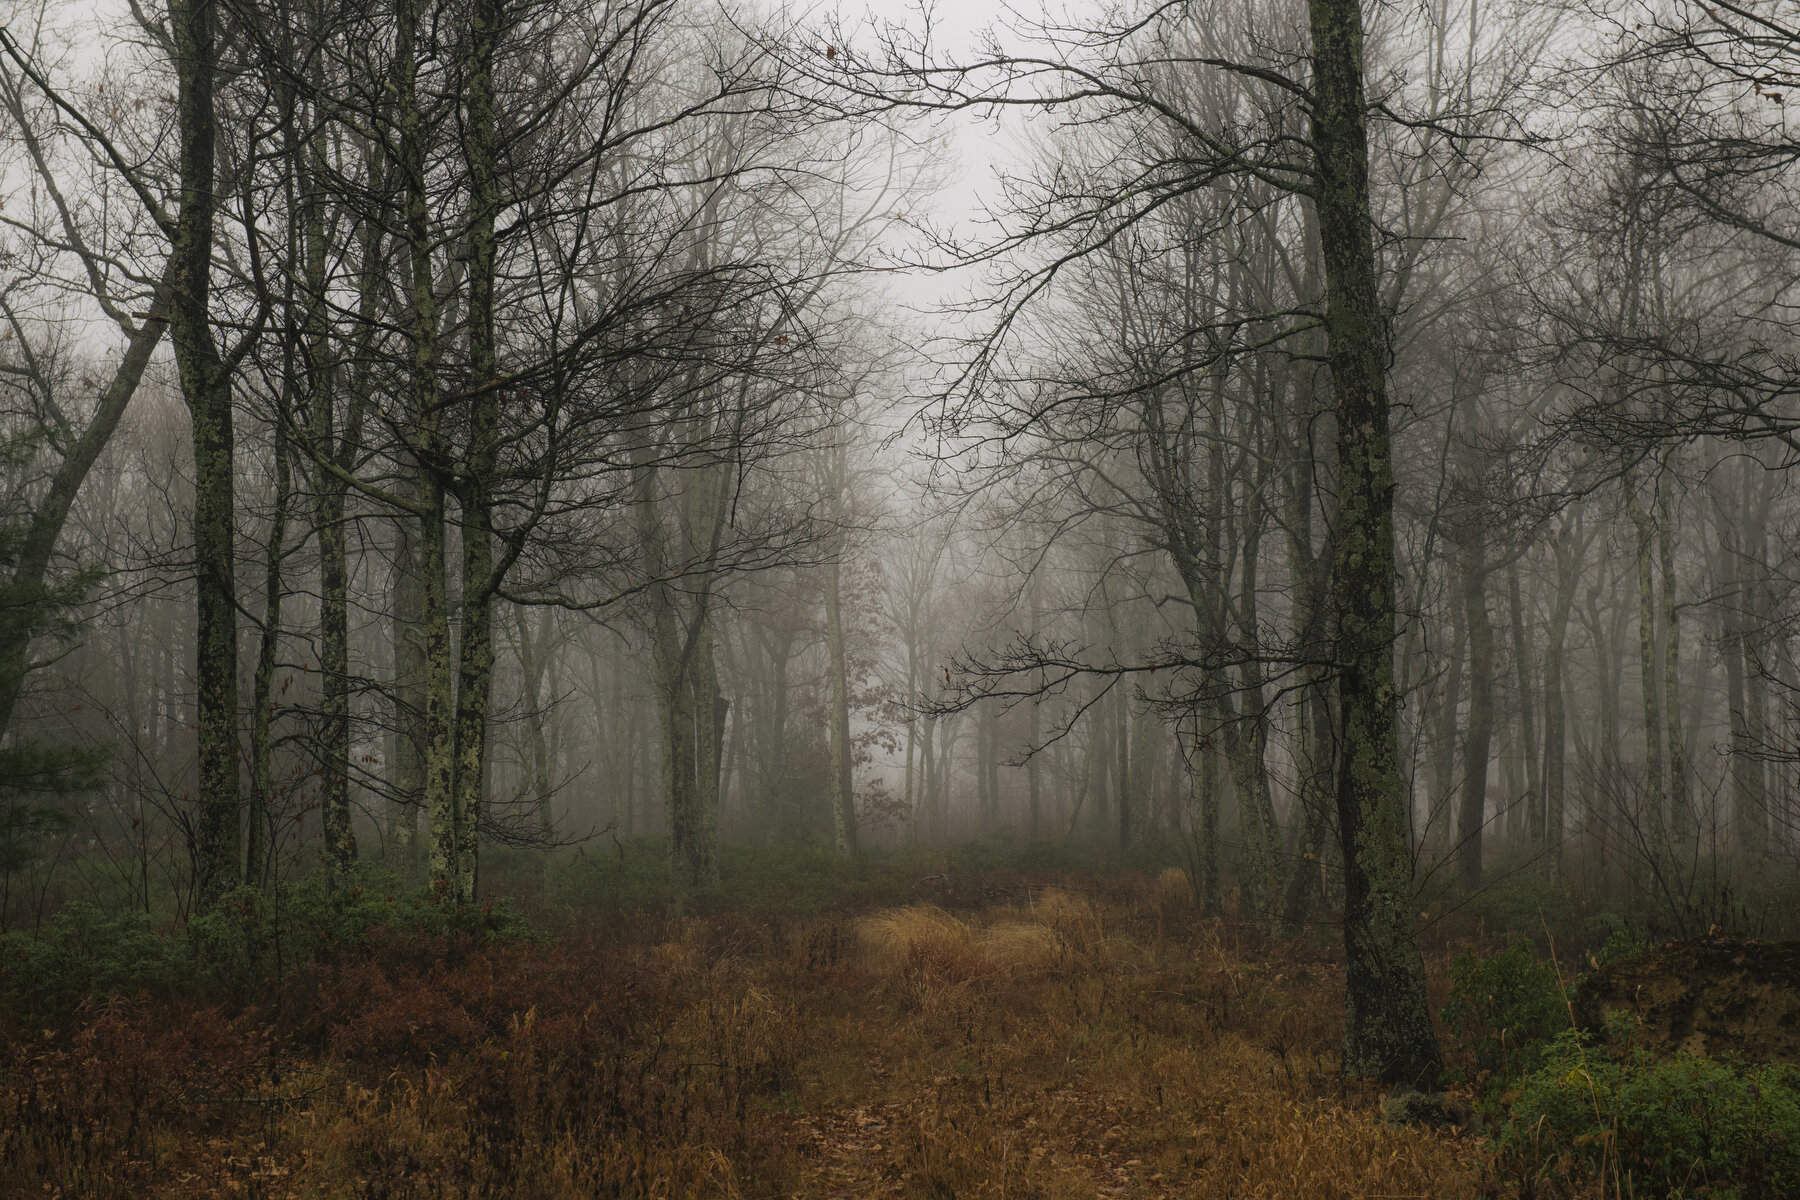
[0,0,1795,958]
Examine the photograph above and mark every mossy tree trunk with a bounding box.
[1307,0,1443,1087]
[172,0,241,912]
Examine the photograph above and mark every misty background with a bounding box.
[0,0,1794,937]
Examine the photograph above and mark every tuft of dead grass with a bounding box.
[858,905,977,969]
[1030,886,1111,962]
[1152,866,1196,912]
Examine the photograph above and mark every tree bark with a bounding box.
[1457,542,1494,893]
[1656,465,1690,852]
[1508,563,1540,848]
[1543,513,1582,874]
[1623,466,1667,862]
[1308,0,1442,1086]
[172,0,241,911]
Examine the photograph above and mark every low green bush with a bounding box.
[1504,1029,1800,1199]
[0,901,183,1022]
[1443,940,1571,1086]
[1587,925,1652,971]
[1,867,534,1025]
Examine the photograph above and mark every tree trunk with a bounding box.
[395,0,458,900]
[389,505,426,872]
[1656,465,1690,853]
[1624,467,1667,863]
[1116,683,1131,854]
[516,609,556,887]
[304,123,357,894]
[446,0,505,905]
[247,419,290,890]
[1725,459,1768,862]
[0,270,171,736]
[1508,563,1540,849]
[1543,514,1581,874]
[172,0,240,911]
[1308,0,1442,1086]
[1430,595,1465,852]
[1458,545,1494,893]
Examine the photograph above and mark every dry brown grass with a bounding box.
[1152,866,1197,913]
[2,886,1505,1199]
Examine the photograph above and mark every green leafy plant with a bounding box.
[1504,1028,1800,1199]
[1588,926,1652,971]
[0,901,182,1024]
[1,868,538,1025]
[1442,940,1570,1085]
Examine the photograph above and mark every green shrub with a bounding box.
[186,871,537,997]
[1,868,536,1024]
[1462,878,1580,939]
[1504,1029,1800,1199]
[1442,940,1570,1084]
[0,901,183,1023]
[1588,925,1652,971]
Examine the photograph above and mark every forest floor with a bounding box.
[7,869,1515,1199]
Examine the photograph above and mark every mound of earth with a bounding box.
[1573,935,1800,1061]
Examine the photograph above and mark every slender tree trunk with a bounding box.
[1091,683,1112,834]
[1657,466,1690,852]
[305,137,357,894]
[1193,729,1221,915]
[1227,488,1281,918]
[1624,467,1667,863]
[1725,459,1767,863]
[824,550,856,855]
[516,609,556,887]
[920,712,937,841]
[1281,413,1335,934]
[247,422,289,890]
[1027,695,1043,838]
[1458,546,1494,893]
[903,639,917,832]
[389,506,425,872]
[1544,516,1580,873]
[1430,597,1465,852]
[1508,563,1540,848]
[691,619,727,878]
[0,272,170,735]
[1308,0,1441,1085]
[1116,683,1131,853]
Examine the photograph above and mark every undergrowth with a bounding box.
[1,851,1783,1199]
[1,865,1490,1199]
[1502,1028,1800,1199]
